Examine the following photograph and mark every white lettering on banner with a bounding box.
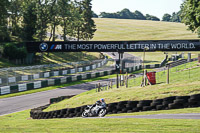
[18,84,27,92]
[8,77,16,83]
[63,43,197,51]
[34,81,41,89]
[33,74,39,79]
[0,78,2,84]
[71,69,75,74]
[22,75,28,81]
[1,86,10,94]
[171,43,195,49]
[44,72,50,78]
[78,68,83,72]
[62,70,67,75]
[55,45,62,49]
[86,66,90,71]
[54,71,59,76]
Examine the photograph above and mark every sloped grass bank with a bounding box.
[45,61,200,111]
[92,18,198,41]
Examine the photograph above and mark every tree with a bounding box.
[0,0,10,41]
[134,10,146,20]
[99,12,118,18]
[71,1,84,41]
[35,0,51,41]
[48,0,61,41]
[8,0,23,36]
[162,13,171,21]
[92,11,98,18]
[171,11,181,22]
[58,0,72,41]
[181,0,200,37]
[3,43,27,60]
[118,8,135,19]
[21,0,37,41]
[146,14,160,21]
[81,0,96,40]
[71,0,96,41]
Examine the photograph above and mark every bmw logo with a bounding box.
[39,43,48,52]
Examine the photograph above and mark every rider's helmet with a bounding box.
[100,98,105,102]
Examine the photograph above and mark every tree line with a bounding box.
[94,8,160,21]
[92,8,182,23]
[0,0,96,42]
[162,12,181,22]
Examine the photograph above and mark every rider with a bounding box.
[99,98,106,109]
[91,98,106,114]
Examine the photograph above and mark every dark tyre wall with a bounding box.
[30,94,200,119]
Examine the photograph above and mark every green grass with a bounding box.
[45,61,200,111]
[92,18,198,41]
[108,107,200,117]
[0,50,100,68]
[0,110,199,133]
[129,52,166,65]
[41,52,101,64]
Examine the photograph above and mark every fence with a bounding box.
[126,58,200,88]
[0,68,115,95]
[96,56,200,92]
[0,59,107,87]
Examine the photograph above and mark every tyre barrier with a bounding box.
[30,93,200,119]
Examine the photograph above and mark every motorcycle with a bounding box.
[82,105,107,117]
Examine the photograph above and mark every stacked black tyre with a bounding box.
[31,94,200,119]
[168,96,190,109]
[188,94,200,107]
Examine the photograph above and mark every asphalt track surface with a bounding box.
[0,78,113,116]
[0,52,135,116]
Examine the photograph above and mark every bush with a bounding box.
[3,43,27,60]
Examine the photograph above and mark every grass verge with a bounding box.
[108,107,200,117]
[0,110,199,133]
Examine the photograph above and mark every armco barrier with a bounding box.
[0,59,107,86]
[0,63,161,96]
[30,94,200,119]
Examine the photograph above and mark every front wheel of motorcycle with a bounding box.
[82,111,88,118]
[98,109,107,117]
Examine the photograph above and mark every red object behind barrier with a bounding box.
[146,72,156,85]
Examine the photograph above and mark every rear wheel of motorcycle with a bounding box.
[98,109,107,117]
